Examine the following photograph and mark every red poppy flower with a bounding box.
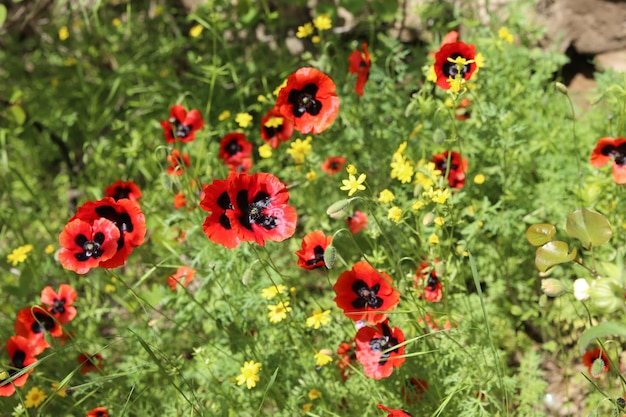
[166,149,191,176]
[59,218,120,274]
[321,156,346,176]
[337,341,356,380]
[275,67,340,134]
[86,407,109,417]
[348,43,371,97]
[356,320,406,379]
[377,404,413,417]
[219,132,253,167]
[431,151,467,189]
[78,353,104,374]
[226,172,297,246]
[415,261,443,302]
[227,156,253,175]
[160,104,204,143]
[14,305,62,352]
[41,284,77,324]
[295,230,332,270]
[333,261,400,324]
[104,180,142,203]
[582,347,610,378]
[260,108,294,148]
[590,137,626,184]
[455,97,472,121]
[346,210,368,234]
[200,178,240,249]
[0,336,39,397]
[167,266,196,291]
[402,377,428,403]
[433,41,477,90]
[429,30,460,60]
[71,197,146,268]
[173,192,187,209]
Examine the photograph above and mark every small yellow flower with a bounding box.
[387,206,403,223]
[64,57,77,66]
[45,244,55,254]
[412,200,424,211]
[308,388,323,400]
[306,171,317,181]
[340,173,367,197]
[258,144,273,159]
[311,35,321,44]
[314,350,333,366]
[104,284,116,293]
[159,69,170,78]
[306,309,331,329]
[25,386,47,408]
[429,233,440,245]
[264,116,283,129]
[434,216,445,226]
[51,382,67,398]
[7,244,34,266]
[426,64,437,82]
[474,53,485,69]
[377,189,395,203]
[303,403,313,412]
[218,110,231,121]
[58,26,69,41]
[447,75,464,94]
[236,360,261,389]
[390,158,414,183]
[425,188,450,205]
[261,284,286,300]
[235,112,253,128]
[112,17,121,27]
[273,79,288,96]
[268,301,292,323]
[287,137,313,164]
[498,27,514,44]
[296,22,314,38]
[313,14,332,31]
[474,174,485,184]
[189,24,203,38]
[346,164,357,175]
[257,94,267,103]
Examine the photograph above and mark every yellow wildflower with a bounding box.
[474,174,485,184]
[377,189,395,203]
[235,112,253,128]
[390,158,414,183]
[434,216,445,226]
[306,310,331,329]
[303,403,313,412]
[287,136,313,164]
[218,110,231,121]
[64,57,77,66]
[306,171,317,181]
[313,14,332,31]
[311,35,321,44]
[104,284,116,293]
[58,26,69,41]
[498,27,514,44]
[189,24,203,38]
[7,244,34,266]
[340,173,367,196]
[346,164,357,175]
[296,22,314,38]
[264,116,283,129]
[261,284,286,300]
[236,360,261,389]
[268,301,292,323]
[273,79,287,96]
[474,52,485,69]
[112,17,121,27]
[314,350,333,366]
[387,206,403,223]
[25,386,47,408]
[258,144,273,159]
[429,233,440,245]
[412,200,424,211]
[51,382,67,398]
[257,94,267,103]
[425,188,450,205]
[426,65,437,82]
[45,244,55,254]
[308,388,323,400]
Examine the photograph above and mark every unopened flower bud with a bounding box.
[541,278,566,297]
[589,278,624,313]
[555,82,568,95]
[573,278,590,301]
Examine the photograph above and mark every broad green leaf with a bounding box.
[578,321,626,354]
[525,223,556,246]
[0,5,6,28]
[8,105,26,125]
[566,208,612,248]
[535,241,577,272]
[323,245,336,269]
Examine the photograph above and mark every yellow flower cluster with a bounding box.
[261,284,286,300]
[235,112,253,128]
[267,301,292,323]
[7,244,33,266]
[287,136,312,164]
[236,360,261,389]
[446,56,475,93]
[296,14,332,44]
[390,142,414,183]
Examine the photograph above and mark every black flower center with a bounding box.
[30,311,56,334]
[169,117,191,139]
[351,280,383,309]
[112,186,131,201]
[305,245,326,267]
[74,232,106,261]
[442,53,471,78]
[263,124,283,138]
[51,298,66,314]
[10,350,26,369]
[236,190,277,231]
[329,160,340,170]
[426,272,439,291]
[369,323,400,364]
[602,143,626,166]
[217,191,233,230]
[95,205,134,250]
[224,139,243,156]
[288,83,322,117]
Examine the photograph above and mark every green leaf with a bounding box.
[565,208,612,248]
[8,105,26,125]
[578,321,626,354]
[525,223,556,246]
[535,241,577,272]
[0,5,6,28]
[323,244,336,269]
